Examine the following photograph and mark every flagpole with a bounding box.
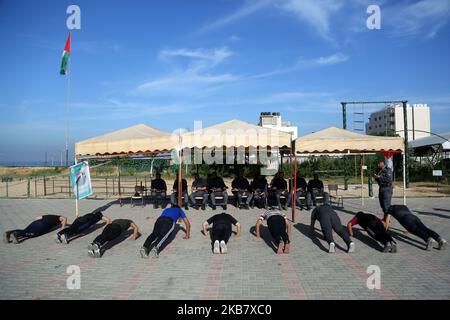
[65,32,72,167]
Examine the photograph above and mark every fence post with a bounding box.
[112,177,115,195]
[52,177,55,195]
[43,176,47,196]
[5,180,8,198]
[27,178,31,198]
[34,178,37,198]
[105,178,108,198]
[68,175,71,198]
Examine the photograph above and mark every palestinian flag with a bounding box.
[60,32,71,75]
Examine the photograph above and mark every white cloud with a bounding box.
[274,0,343,39]
[137,47,238,94]
[385,0,450,39]
[197,0,344,40]
[197,0,272,33]
[311,52,349,65]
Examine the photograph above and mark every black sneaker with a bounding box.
[3,231,11,244]
[153,204,158,209]
[201,204,206,210]
[184,204,189,210]
[223,205,227,210]
[383,243,392,252]
[212,205,216,210]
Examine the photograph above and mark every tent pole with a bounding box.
[118,161,122,207]
[403,151,406,205]
[292,153,297,223]
[361,155,364,207]
[177,133,183,207]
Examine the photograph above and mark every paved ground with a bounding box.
[0,197,449,300]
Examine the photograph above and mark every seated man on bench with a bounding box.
[269,171,289,210]
[231,170,252,209]
[251,174,268,209]
[151,173,167,209]
[208,172,228,210]
[189,174,208,210]
[171,177,189,210]
[287,175,312,210]
[308,173,330,206]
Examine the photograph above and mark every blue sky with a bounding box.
[1,0,450,163]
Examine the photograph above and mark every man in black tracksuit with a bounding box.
[88,219,140,258]
[384,205,447,251]
[347,211,397,253]
[310,205,355,253]
[56,211,111,244]
[203,212,241,254]
[374,160,393,215]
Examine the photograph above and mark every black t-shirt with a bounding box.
[388,205,411,221]
[271,178,287,190]
[209,177,226,190]
[112,219,133,232]
[173,179,188,192]
[252,177,267,190]
[354,212,380,230]
[232,177,250,190]
[295,177,308,190]
[41,215,61,228]
[308,179,324,191]
[207,213,238,228]
[311,205,335,221]
[151,178,167,191]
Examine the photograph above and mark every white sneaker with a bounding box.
[426,238,436,251]
[328,242,336,253]
[213,240,220,254]
[54,234,62,244]
[348,242,355,253]
[150,247,159,258]
[438,238,447,250]
[220,240,227,254]
[61,234,68,244]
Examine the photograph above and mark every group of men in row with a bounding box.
[4,202,446,258]
[149,171,329,211]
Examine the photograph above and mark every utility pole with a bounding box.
[402,100,409,188]
[341,102,349,190]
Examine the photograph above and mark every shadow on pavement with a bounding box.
[294,223,328,253]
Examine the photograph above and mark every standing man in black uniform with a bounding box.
[374,159,393,215]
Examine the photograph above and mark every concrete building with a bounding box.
[365,103,430,140]
[259,112,298,140]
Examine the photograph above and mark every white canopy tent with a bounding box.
[294,126,406,208]
[75,124,176,158]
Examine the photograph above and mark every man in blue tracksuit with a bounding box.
[140,205,191,258]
